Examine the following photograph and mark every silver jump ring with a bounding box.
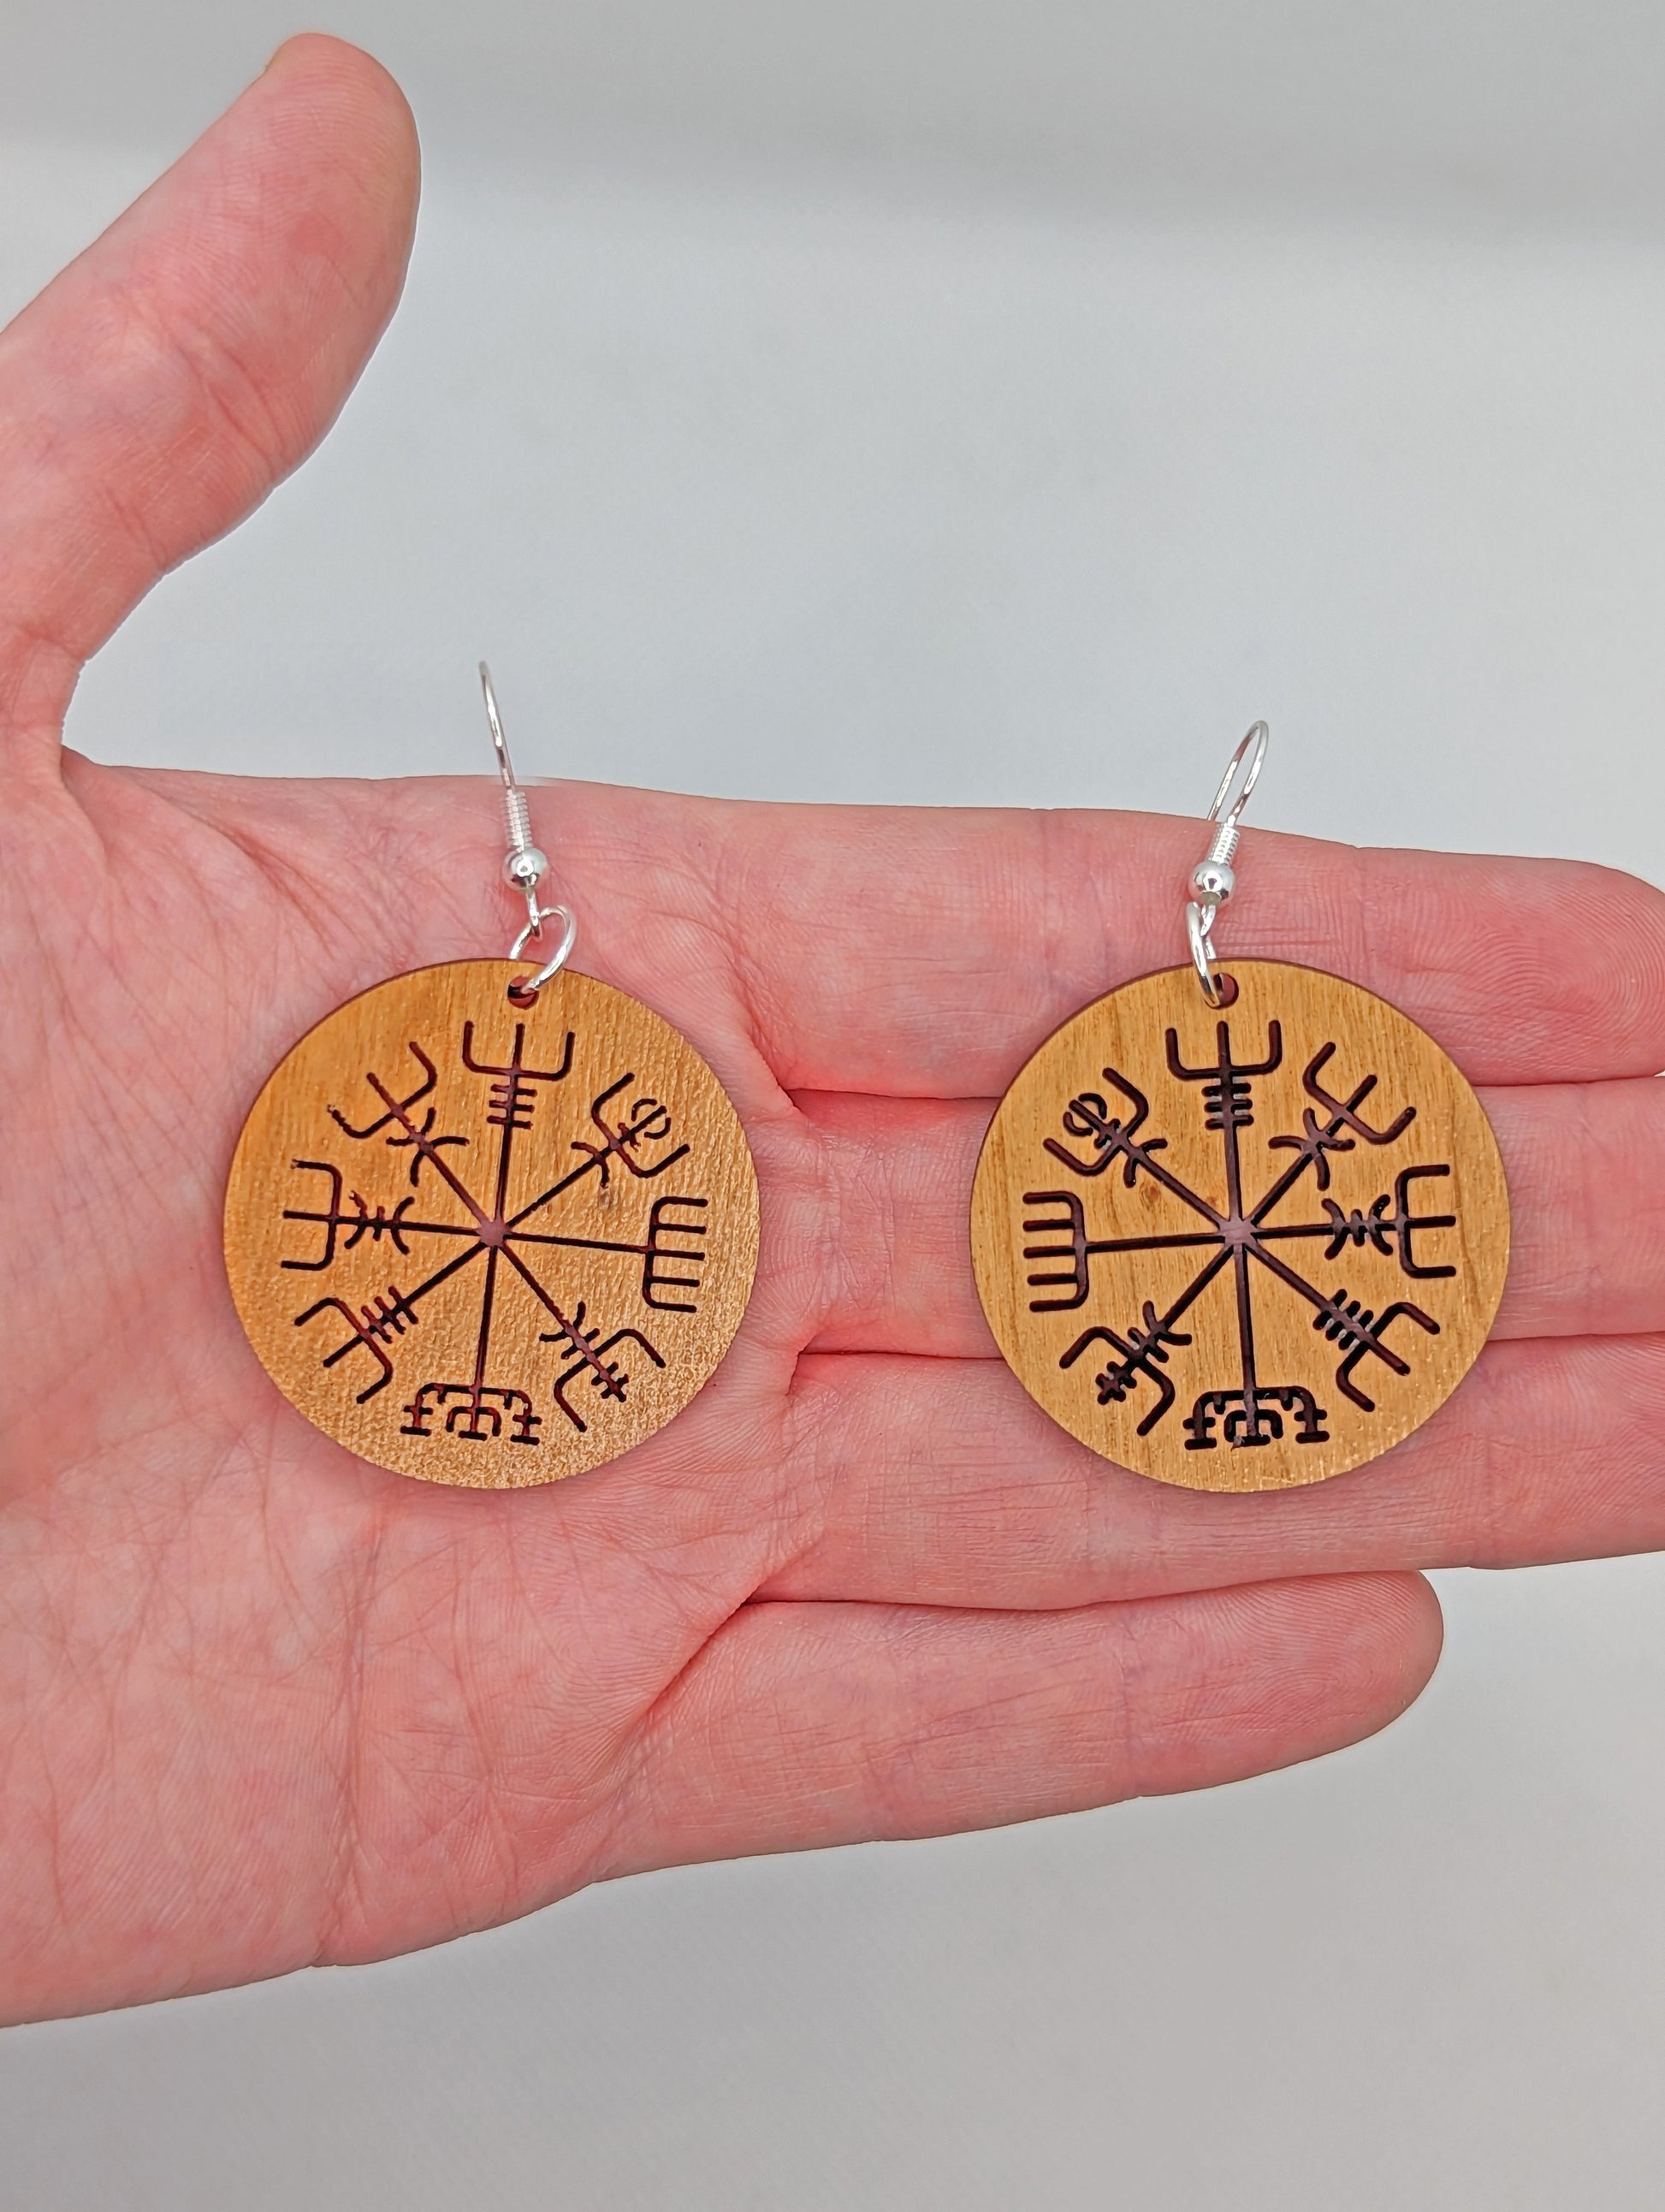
[1187,898,1229,1006]
[510,902,578,990]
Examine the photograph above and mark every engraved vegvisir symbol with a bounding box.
[285,1020,710,1438]
[1023,1018,1457,1450]
[225,963,758,1487]
[972,962,1508,1491]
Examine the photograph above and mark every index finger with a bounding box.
[157,778,1665,1100]
[568,788,1665,1093]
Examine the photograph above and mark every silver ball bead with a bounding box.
[1191,859,1235,903]
[503,845,549,892]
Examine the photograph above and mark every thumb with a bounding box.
[0,34,418,759]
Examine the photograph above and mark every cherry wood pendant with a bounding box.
[971,959,1509,1491]
[225,960,758,1487]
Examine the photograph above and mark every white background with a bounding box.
[3,4,1665,2205]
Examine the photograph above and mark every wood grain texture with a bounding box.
[971,960,1509,1491]
[224,960,758,1488]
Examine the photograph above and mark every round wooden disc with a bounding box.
[224,960,758,1487]
[971,959,1509,1491]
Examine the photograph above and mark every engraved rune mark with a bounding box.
[565,1075,691,1189]
[461,1017,574,1139]
[1028,1023,1456,1448]
[384,1110,469,1189]
[328,1041,437,1139]
[1319,1166,1456,1276]
[1299,1042,1415,1147]
[402,1382,541,1445]
[283,1163,432,1267]
[278,1019,707,1448]
[1061,1302,1194,1432]
[1043,1068,1170,1186]
[328,1041,477,1203]
[1310,1293,1438,1410]
[294,1284,419,1403]
[1268,1108,1354,1189]
[539,1300,667,1432]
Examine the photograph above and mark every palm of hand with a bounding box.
[5,40,1665,2025]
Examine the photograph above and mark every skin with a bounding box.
[2,36,1662,2026]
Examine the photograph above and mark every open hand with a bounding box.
[3,39,1662,2024]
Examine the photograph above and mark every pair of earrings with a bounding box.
[225,691,1508,1495]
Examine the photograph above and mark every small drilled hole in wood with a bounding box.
[507,979,539,1009]
[1212,971,1240,1008]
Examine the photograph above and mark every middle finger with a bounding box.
[790,1076,1665,1353]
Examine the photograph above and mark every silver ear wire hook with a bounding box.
[480,661,578,992]
[1185,720,1268,1007]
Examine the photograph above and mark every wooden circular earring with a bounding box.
[223,667,759,1488]
[971,724,1509,1491]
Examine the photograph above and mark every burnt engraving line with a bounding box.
[1265,1109,1354,1192]
[506,1075,693,1232]
[1227,1039,1435,1437]
[329,1044,472,1189]
[1230,1228,1262,1433]
[1058,1247,1234,1426]
[393,1245,538,1444]
[459,1018,574,1084]
[329,1041,437,1140]
[385,1109,469,1189]
[1301,1043,1416,1147]
[537,1296,667,1432]
[1166,1020,1283,1440]
[358,1066,489,1226]
[294,1291,413,1402]
[507,1195,710,1314]
[1229,1030,1432,1415]
[387,1017,576,1447]
[292,1045,506,1399]
[1022,1189,1218,1313]
[1042,1070,1220,1225]
[1318,1166,1457,1277]
[1185,1385,1330,1452]
[393,1195,536,1445]
[1250,1062,1391,1225]
[499,1242,606,1342]
[400,1382,542,1445]
[635,1196,710,1312]
[1245,1239,1437,1393]
[376,1021,544,1431]
[281,1160,477,1271]
[472,1244,501,1401]
[503,1249,671,1420]
[1238,1046,1437,1408]
[1059,1304,1194,1432]
[293,1240,488,1402]
[565,1075,692,1191]
[537,1295,629,1396]
[459,1018,575,1219]
[1018,1189,1433,1313]
[1043,1068,1168,1181]
[488,1038,524,1225]
[1318,1299,1440,1410]
[281,1159,345,1269]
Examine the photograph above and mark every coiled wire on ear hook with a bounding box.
[1185,721,1268,1006]
[480,661,578,994]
